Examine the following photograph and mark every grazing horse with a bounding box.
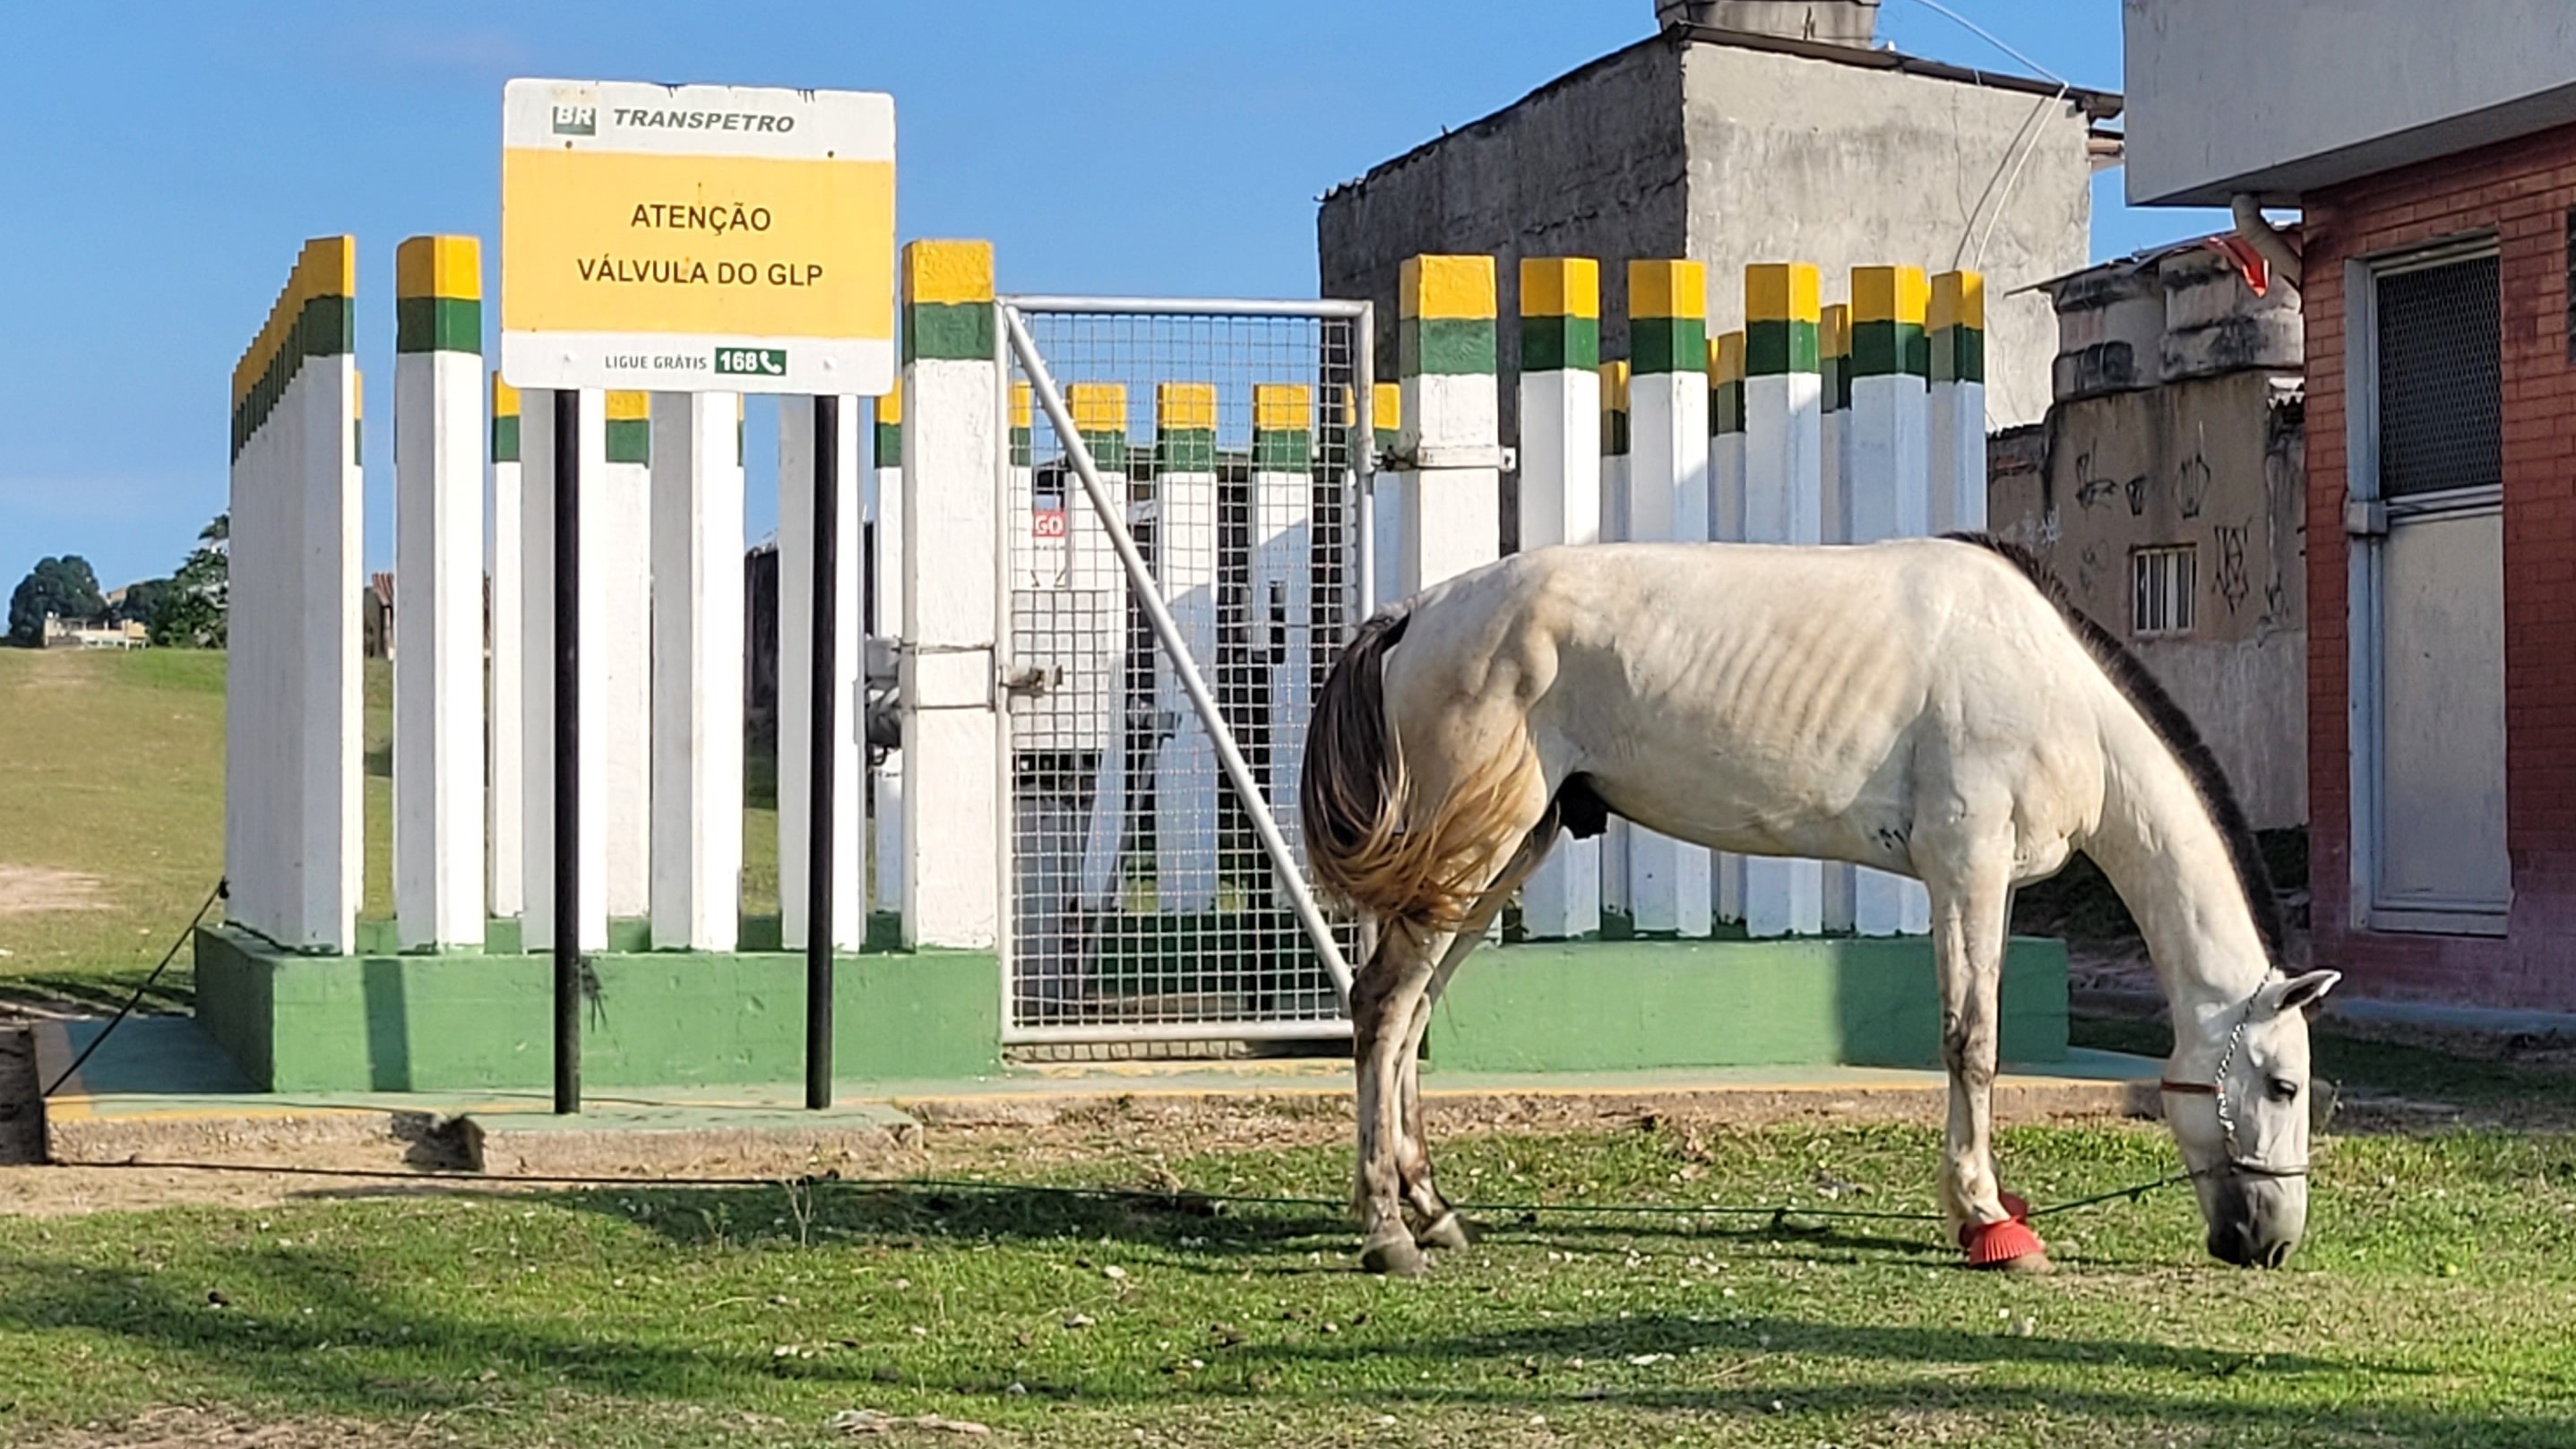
[1300,534,2337,1275]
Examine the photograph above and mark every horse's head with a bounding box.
[2161,969,2339,1267]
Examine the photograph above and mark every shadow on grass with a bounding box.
[4,1243,2555,1447]
[0,972,194,1016]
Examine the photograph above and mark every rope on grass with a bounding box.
[64,1159,2189,1229]
[40,877,225,1098]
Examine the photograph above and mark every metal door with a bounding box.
[998,298,1369,1042]
[2350,246,2510,933]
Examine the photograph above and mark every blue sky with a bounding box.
[0,1,2226,596]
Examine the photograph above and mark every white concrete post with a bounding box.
[780,392,866,951]
[650,391,745,950]
[1516,257,1603,940]
[1708,331,1746,929]
[1066,384,1132,912]
[1597,360,1632,926]
[870,392,906,916]
[1152,383,1219,911]
[1397,254,1501,594]
[1819,303,1857,934]
[392,235,487,950]
[520,388,609,951]
[900,241,1004,949]
[1930,271,1988,534]
[1367,382,1404,613]
[1741,263,1826,938]
[1847,265,1935,936]
[487,374,524,921]
[1252,384,1317,897]
[595,392,656,926]
[224,235,361,953]
[1623,260,1712,938]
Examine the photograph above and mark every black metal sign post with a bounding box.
[553,387,583,1115]
[806,394,840,1110]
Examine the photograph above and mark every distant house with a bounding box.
[41,613,148,650]
[1987,234,2307,833]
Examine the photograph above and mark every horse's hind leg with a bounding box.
[1396,821,1559,1252]
[1352,923,1442,1276]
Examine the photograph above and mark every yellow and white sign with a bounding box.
[500,78,894,395]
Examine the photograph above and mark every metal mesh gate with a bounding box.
[999,300,1368,1042]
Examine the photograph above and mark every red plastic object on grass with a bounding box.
[1959,1191,2046,1266]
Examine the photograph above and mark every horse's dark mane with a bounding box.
[1946,532,2285,966]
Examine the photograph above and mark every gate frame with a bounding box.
[992,295,1371,1045]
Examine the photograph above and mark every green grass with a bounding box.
[2,1122,2573,1445]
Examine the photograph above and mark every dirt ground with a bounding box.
[0,865,110,919]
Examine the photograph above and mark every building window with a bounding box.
[2132,545,2196,637]
[2375,251,2501,497]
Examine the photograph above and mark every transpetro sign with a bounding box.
[500,79,895,396]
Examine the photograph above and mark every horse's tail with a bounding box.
[1301,609,1538,936]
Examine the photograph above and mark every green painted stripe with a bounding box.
[230,294,356,460]
[492,414,521,463]
[395,295,481,355]
[1010,427,1031,469]
[903,301,993,364]
[1519,315,1599,374]
[1745,319,1819,376]
[1400,315,1495,377]
[1712,381,1745,436]
[873,421,901,467]
[1159,427,1217,471]
[1848,321,1926,379]
[1628,315,1707,375]
[1078,431,1128,470]
[1373,427,1400,455]
[1253,429,1311,470]
[1931,326,1986,385]
[606,418,650,465]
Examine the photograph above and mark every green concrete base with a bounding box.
[194,925,999,1093]
[1430,936,2068,1074]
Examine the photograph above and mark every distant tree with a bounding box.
[151,513,229,648]
[113,578,173,626]
[7,556,107,646]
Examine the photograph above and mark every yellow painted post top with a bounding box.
[902,239,995,306]
[232,235,357,408]
[1626,260,1707,321]
[1157,382,1217,431]
[1822,304,1850,358]
[1254,384,1313,432]
[1930,270,1986,331]
[1711,332,1745,385]
[1598,359,1631,412]
[395,235,481,300]
[875,384,900,424]
[1852,266,1930,324]
[1010,382,1031,432]
[1372,381,1402,431]
[352,367,363,418]
[491,373,520,417]
[1400,254,1496,319]
[1745,263,1821,323]
[1519,256,1600,317]
[605,391,650,421]
[1067,382,1126,436]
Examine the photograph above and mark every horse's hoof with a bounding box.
[1360,1229,1427,1277]
[1961,1216,2050,1272]
[1414,1210,1474,1253]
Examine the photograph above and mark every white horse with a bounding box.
[1300,534,2338,1275]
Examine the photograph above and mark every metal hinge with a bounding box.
[2343,497,2388,539]
[1380,444,1517,471]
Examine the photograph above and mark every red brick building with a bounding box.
[2126,4,2576,1013]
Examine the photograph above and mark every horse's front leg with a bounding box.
[1929,854,2046,1270]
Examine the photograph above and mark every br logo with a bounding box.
[551,103,597,137]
